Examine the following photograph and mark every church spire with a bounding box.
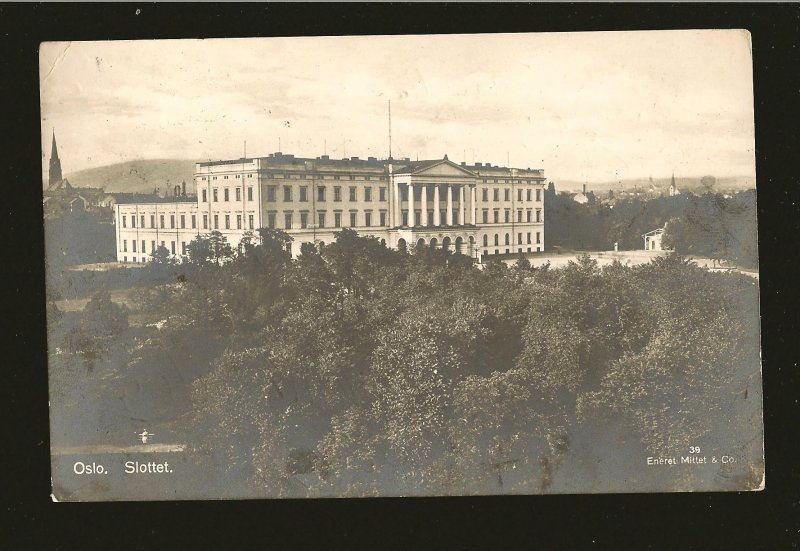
[49,130,63,186]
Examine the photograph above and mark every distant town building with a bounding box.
[43,131,105,217]
[642,226,666,251]
[668,173,680,197]
[114,152,547,263]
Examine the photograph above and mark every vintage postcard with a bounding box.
[42,31,763,501]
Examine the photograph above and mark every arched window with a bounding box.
[483,234,488,247]
[494,234,499,246]
[505,233,510,245]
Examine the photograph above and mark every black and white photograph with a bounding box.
[41,30,764,502]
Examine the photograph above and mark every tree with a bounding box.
[150,244,173,265]
[186,231,234,266]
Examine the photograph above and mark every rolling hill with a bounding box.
[64,159,197,194]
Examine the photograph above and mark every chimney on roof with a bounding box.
[351,156,359,161]
[485,163,491,167]
[368,156,377,162]
[475,162,482,167]
[461,162,466,166]
[321,155,329,160]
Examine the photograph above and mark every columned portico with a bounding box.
[470,185,477,225]
[459,186,465,225]
[446,185,453,225]
[408,183,415,226]
[421,185,428,226]
[433,185,441,226]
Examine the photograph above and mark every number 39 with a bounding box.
[689,446,701,454]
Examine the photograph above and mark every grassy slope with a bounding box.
[64,159,196,193]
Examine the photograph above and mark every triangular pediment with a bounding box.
[410,159,477,178]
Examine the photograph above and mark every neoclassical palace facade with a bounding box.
[114,152,546,262]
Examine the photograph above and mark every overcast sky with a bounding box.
[40,30,755,183]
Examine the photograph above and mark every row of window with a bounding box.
[481,188,542,203]
[484,246,542,256]
[121,213,197,230]
[265,211,388,230]
[202,214,255,231]
[122,239,185,255]
[266,185,388,203]
[481,208,542,224]
[201,186,254,203]
[482,232,541,248]
[199,174,255,181]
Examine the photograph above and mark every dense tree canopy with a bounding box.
[49,228,763,496]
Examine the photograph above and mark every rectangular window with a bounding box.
[285,213,292,229]
[123,239,127,252]
[504,210,510,223]
[214,215,219,229]
[235,187,241,201]
[453,211,459,225]
[268,213,276,228]
[402,211,408,226]
[527,189,532,201]
[151,240,156,252]
[536,189,541,202]
[236,215,242,229]
[482,188,488,202]
[181,215,186,229]
[504,189,510,201]
[299,186,308,202]
[170,215,175,229]
[150,215,155,228]
[213,188,218,202]
[283,186,292,202]
[482,210,489,224]
[318,186,326,202]
[493,189,499,201]
[350,212,357,227]
[318,212,325,228]
[349,187,357,201]
[527,232,532,244]
[536,209,542,222]
[364,187,372,202]
[267,186,276,202]
[300,213,308,229]
[224,188,229,202]
[527,210,532,222]
[131,216,136,228]
[517,210,523,223]
[518,233,523,245]
[141,215,145,228]
[536,232,541,244]
[248,215,254,229]
[203,215,208,229]
[224,215,230,229]
[334,212,342,228]
[334,186,342,202]
[379,212,386,226]
[182,242,187,255]
[202,189,207,202]
[191,215,196,229]
[247,187,253,201]
[379,187,386,201]
[171,241,176,254]
[365,212,372,227]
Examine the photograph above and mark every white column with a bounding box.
[408,183,414,226]
[421,185,428,226]
[471,185,477,225]
[433,185,441,226]
[393,179,400,227]
[459,186,465,225]
[446,185,453,226]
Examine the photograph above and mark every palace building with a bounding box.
[114,152,546,263]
